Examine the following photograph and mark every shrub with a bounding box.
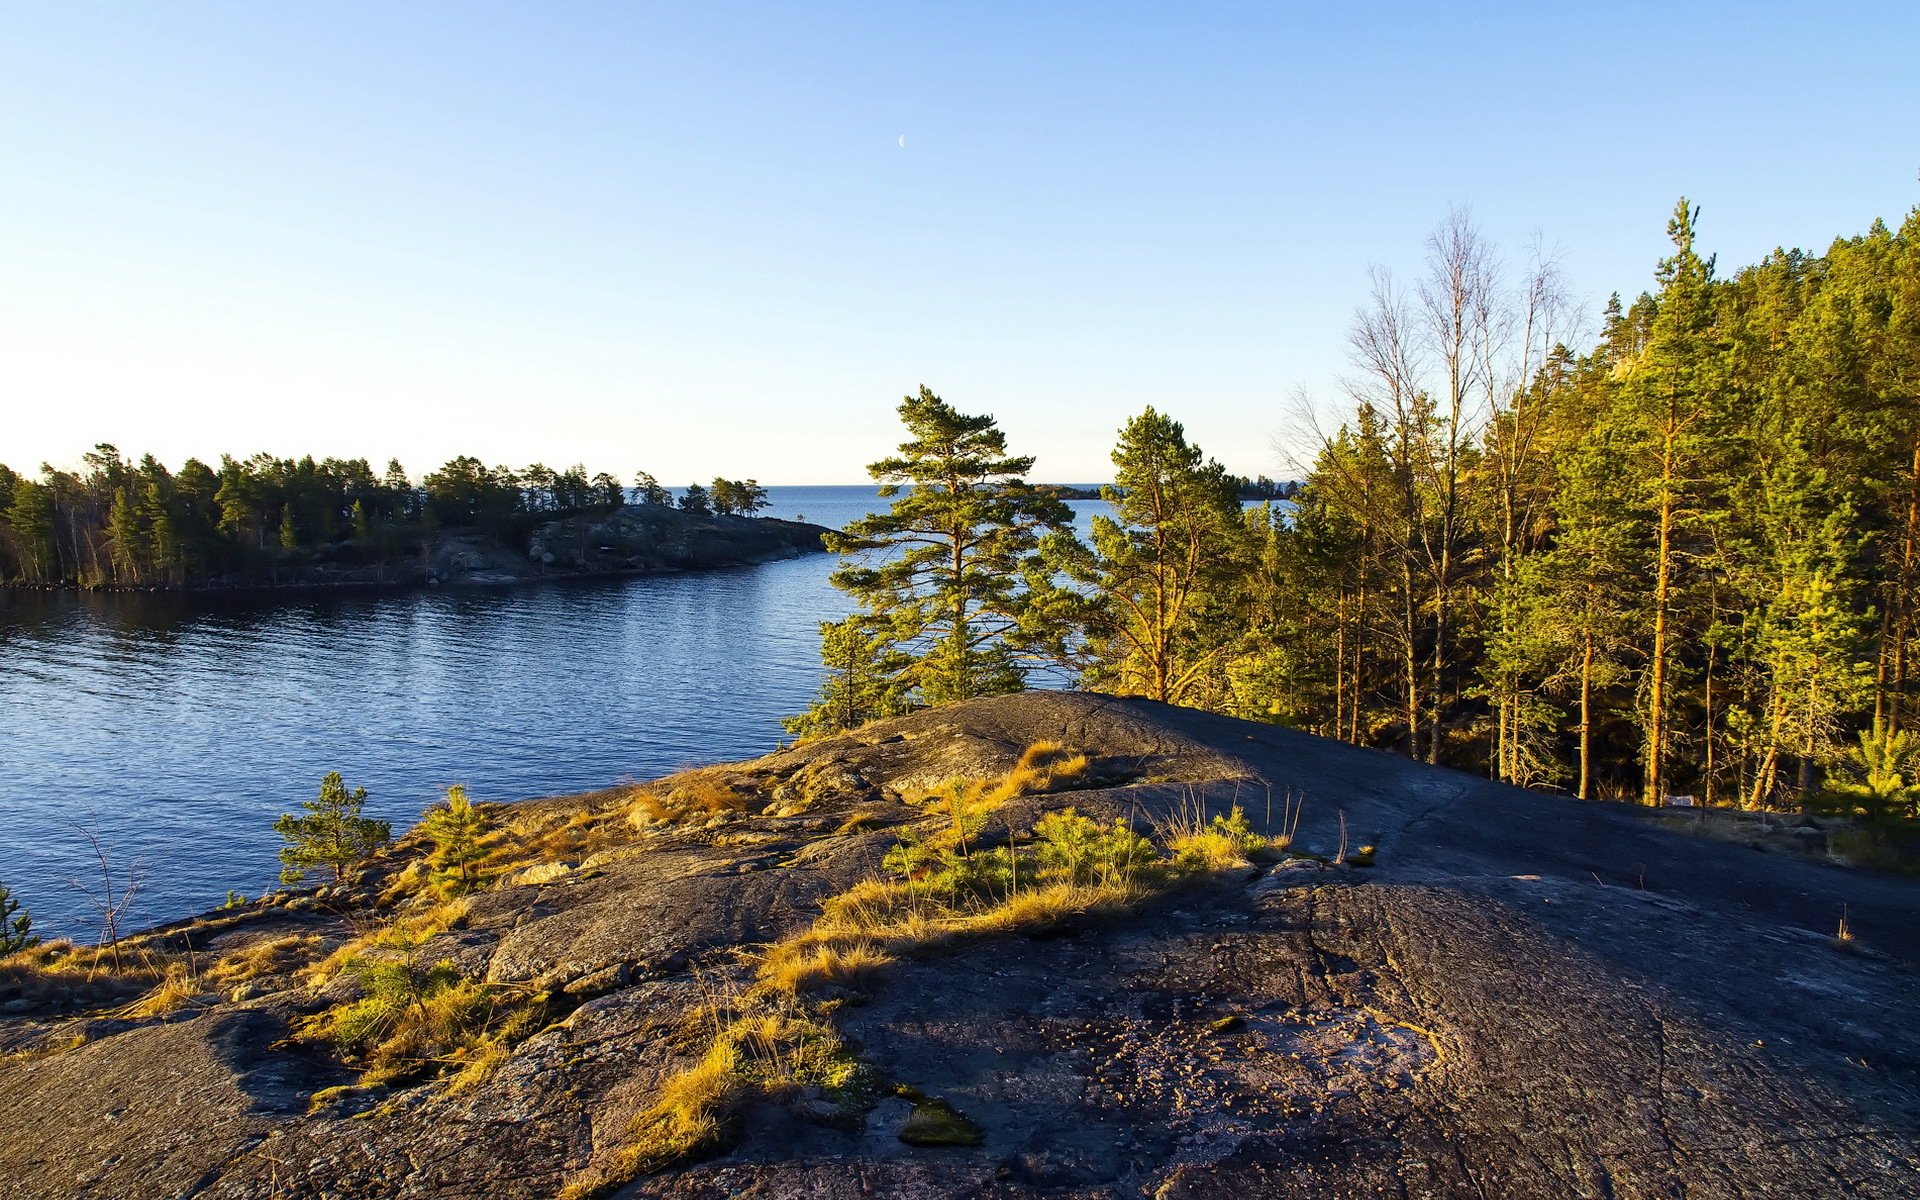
[1031,809,1156,886]
[295,953,499,1086]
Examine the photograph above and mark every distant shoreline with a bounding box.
[0,510,832,598]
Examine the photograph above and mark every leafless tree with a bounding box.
[1288,209,1583,767]
[64,816,143,974]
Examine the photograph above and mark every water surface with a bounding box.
[0,486,1109,937]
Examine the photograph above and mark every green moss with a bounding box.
[898,1098,984,1146]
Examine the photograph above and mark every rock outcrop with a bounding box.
[3,692,1916,1198]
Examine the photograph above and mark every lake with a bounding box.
[0,486,1111,938]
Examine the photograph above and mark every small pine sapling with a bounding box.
[424,784,489,897]
[276,771,392,886]
[0,879,37,954]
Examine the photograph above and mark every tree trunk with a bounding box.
[1644,431,1679,805]
[1579,631,1596,801]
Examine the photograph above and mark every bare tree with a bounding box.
[65,816,143,973]
[1479,236,1581,781]
[1292,210,1580,768]
[1413,207,1503,763]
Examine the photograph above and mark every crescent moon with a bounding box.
[898,134,906,149]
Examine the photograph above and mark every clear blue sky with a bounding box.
[2,3,1914,483]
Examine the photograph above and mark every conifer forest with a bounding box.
[796,202,1920,812]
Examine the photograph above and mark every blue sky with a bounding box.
[2,3,1914,483]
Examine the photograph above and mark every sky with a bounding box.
[1,3,1915,485]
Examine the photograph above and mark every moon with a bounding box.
[897,134,906,149]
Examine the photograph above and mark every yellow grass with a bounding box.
[122,962,203,1018]
[305,897,471,986]
[0,940,171,1011]
[627,770,755,828]
[206,933,326,989]
[985,741,1091,803]
[964,880,1142,934]
[756,940,896,996]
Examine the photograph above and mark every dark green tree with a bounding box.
[4,476,55,581]
[796,386,1076,726]
[0,879,35,954]
[679,482,712,515]
[633,471,671,506]
[275,771,392,885]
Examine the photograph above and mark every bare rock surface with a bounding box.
[3,692,1916,1198]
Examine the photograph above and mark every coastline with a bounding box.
[0,510,833,598]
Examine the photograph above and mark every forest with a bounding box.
[794,201,1920,814]
[0,451,766,588]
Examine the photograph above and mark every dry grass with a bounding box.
[121,961,205,1018]
[0,940,171,1011]
[986,741,1091,803]
[756,940,895,996]
[574,772,1281,1196]
[305,898,471,987]
[576,1002,861,1197]
[755,875,1147,1000]
[206,933,326,991]
[904,741,1095,858]
[628,770,757,829]
[453,805,628,885]
[834,810,887,836]
[963,880,1146,934]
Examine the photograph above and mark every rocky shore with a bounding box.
[3,507,831,594]
[2,692,1916,1198]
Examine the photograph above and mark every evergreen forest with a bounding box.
[795,201,1920,813]
[0,451,765,588]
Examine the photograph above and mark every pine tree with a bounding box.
[275,771,392,885]
[795,386,1076,727]
[423,784,488,897]
[4,476,55,582]
[783,616,913,738]
[0,879,36,955]
[633,471,670,506]
[107,488,144,583]
[1622,199,1731,803]
[1051,407,1246,706]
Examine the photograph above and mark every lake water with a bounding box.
[0,486,1111,938]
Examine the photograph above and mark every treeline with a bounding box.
[0,449,769,587]
[796,201,1920,811]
